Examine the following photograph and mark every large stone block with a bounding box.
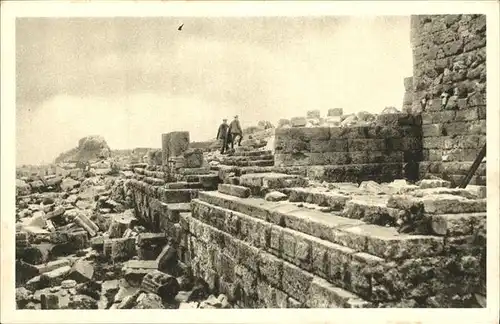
[273,138,311,154]
[275,127,331,144]
[430,212,486,236]
[281,262,314,304]
[308,277,371,308]
[68,259,94,283]
[218,184,251,198]
[309,152,352,165]
[419,161,486,177]
[103,237,136,261]
[259,252,283,288]
[277,119,291,128]
[339,224,445,260]
[347,139,387,151]
[274,153,310,167]
[309,139,349,153]
[342,197,399,226]
[389,194,486,214]
[290,117,307,127]
[328,108,344,117]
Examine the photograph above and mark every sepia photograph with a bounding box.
[1,1,499,323]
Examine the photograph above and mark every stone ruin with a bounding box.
[15,14,486,310]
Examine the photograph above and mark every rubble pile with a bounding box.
[15,159,231,310]
[54,136,112,164]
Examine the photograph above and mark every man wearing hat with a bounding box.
[229,115,243,149]
[216,118,230,154]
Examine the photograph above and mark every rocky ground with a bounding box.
[15,161,231,310]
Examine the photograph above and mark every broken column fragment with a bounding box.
[140,270,180,302]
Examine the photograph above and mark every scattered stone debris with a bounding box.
[15,142,233,310]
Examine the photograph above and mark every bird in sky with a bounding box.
[178,24,184,31]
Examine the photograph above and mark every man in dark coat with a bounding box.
[228,115,243,149]
[216,119,229,154]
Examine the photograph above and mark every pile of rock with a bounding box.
[15,158,232,310]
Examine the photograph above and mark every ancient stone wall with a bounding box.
[411,14,486,185]
[273,113,422,183]
[125,176,485,308]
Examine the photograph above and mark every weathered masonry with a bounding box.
[123,14,486,308]
[411,14,486,184]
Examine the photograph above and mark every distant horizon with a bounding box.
[16,16,413,166]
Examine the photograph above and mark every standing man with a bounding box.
[216,119,230,154]
[229,115,243,149]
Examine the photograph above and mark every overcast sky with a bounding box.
[16,16,412,166]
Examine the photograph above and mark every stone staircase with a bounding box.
[219,150,275,167]
[125,157,486,308]
[183,177,486,308]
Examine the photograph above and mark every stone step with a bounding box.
[209,164,222,171]
[218,184,251,198]
[123,260,159,270]
[239,173,308,196]
[164,181,203,189]
[158,202,191,224]
[191,198,384,300]
[305,163,405,184]
[143,177,166,186]
[196,191,445,261]
[133,168,145,175]
[465,185,486,199]
[157,188,200,204]
[388,194,486,215]
[282,185,487,229]
[248,160,275,167]
[143,170,168,179]
[176,168,212,176]
[223,154,274,162]
[181,175,203,183]
[342,196,400,227]
[283,187,352,211]
[222,159,275,167]
[197,174,220,190]
[184,211,372,307]
[232,150,273,157]
[429,212,486,236]
[240,166,308,176]
[216,165,309,180]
